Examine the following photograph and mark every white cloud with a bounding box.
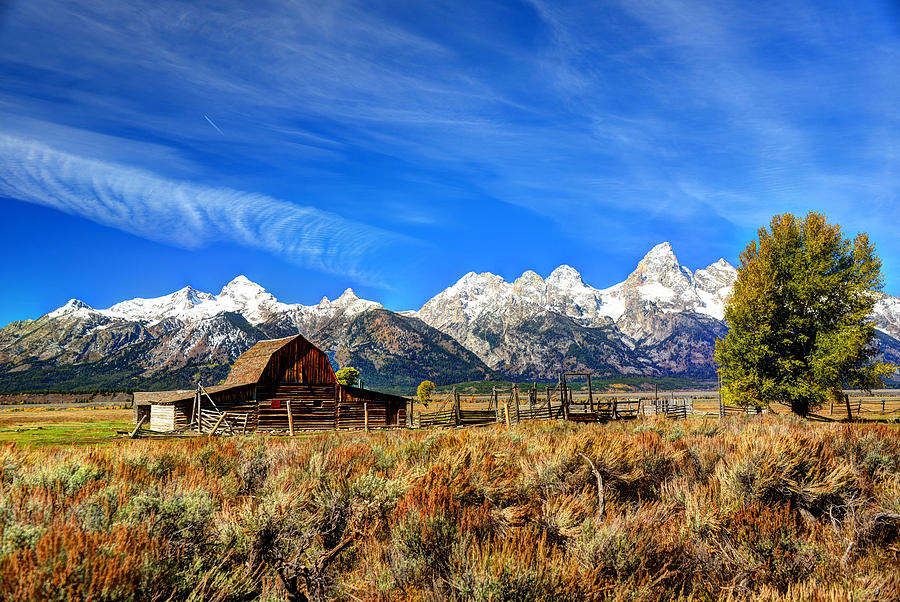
[0,135,413,283]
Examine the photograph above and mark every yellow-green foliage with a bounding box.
[716,212,895,415]
[335,366,360,387]
[0,418,899,600]
[417,379,436,403]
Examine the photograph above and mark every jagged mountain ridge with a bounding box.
[1,243,899,391]
[412,243,740,375]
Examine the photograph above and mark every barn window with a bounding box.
[313,398,322,408]
[272,399,281,409]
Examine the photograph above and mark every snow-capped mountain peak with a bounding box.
[313,287,382,317]
[46,299,95,319]
[546,265,586,289]
[512,270,545,301]
[219,275,266,296]
[633,242,692,284]
[691,260,738,320]
[13,245,900,391]
[214,277,289,324]
[105,285,217,323]
[451,271,509,294]
[644,241,676,259]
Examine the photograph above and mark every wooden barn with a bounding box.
[133,335,408,433]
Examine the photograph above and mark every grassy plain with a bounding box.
[1,416,899,600]
[0,407,133,447]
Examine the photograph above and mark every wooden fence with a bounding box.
[411,383,900,429]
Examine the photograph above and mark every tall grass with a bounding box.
[0,417,899,600]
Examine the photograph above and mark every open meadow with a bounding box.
[0,407,133,448]
[1,416,899,600]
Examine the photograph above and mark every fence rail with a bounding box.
[412,384,900,429]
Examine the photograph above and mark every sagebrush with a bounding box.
[1,417,899,600]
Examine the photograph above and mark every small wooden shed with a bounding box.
[134,334,408,433]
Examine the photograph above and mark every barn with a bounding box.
[133,334,408,433]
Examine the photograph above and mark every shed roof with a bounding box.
[133,383,250,405]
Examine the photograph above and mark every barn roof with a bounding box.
[135,334,409,406]
[134,335,309,405]
[222,335,300,386]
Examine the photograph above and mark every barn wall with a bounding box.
[259,337,337,386]
[338,387,407,428]
[256,384,338,431]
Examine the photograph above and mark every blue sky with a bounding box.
[1,0,898,326]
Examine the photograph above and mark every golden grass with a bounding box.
[0,416,898,600]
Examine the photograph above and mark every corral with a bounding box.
[414,377,900,427]
[133,334,408,434]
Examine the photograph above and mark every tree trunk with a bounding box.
[791,398,810,417]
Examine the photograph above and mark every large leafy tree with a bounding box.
[715,212,894,416]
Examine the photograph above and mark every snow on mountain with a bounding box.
[601,243,701,313]
[105,286,217,323]
[693,259,738,320]
[874,294,900,339]
[328,288,383,315]
[46,298,98,319]
[87,276,382,327]
[213,276,291,323]
[416,272,513,331]
[544,265,609,325]
[416,243,738,349]
[13,244,900,389]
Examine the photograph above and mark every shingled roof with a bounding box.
[134,336,302,405]
[222,335,300,386]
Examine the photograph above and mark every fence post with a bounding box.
[364,403,369,431]
[454,388,461,426]
[287,398,294,436]
[196,387,202,434]
[513,385,520,423]
[587,374,594,413]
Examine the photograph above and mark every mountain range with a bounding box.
[2,243,899,392]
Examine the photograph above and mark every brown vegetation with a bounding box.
[1,417,899,600]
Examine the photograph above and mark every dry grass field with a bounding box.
[1,415,899,600]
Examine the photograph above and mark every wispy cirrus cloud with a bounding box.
[0,135,416,284]
[0,0,899,303]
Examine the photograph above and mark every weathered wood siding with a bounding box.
[257,384,338,431]
[150,402,191,431]
[141,336,409,433]
[259,337,337,386]
[150,405,174,432]
[338,386,407,428]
